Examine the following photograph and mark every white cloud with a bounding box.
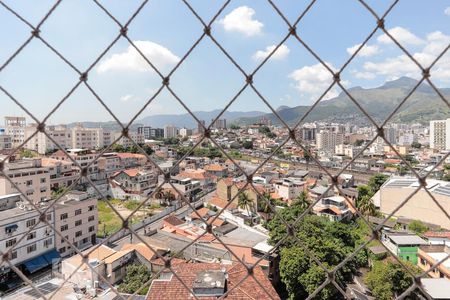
[217,6,263,36]
[353,71,376,80]
[358,31,450,82]
[252,44,290,61]
[289,63,339,100]
[377,26,424,45]
[445,7,450,16]
[97,41,180,73]
[346,43,380,57]
[120,94,141,102]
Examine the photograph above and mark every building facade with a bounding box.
[430,119,450,150]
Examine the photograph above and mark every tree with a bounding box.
[20,149,37,158]
[118,264,152,295]
[408,220,428,235]
[365,261,417,300]
[230,124,240,130]
[162,190,175,206]
[368,174,389,193]
[354,139,365,146]
[358,195,377,217]
[292,191,310,212]
[238,192,254,224]
[242,140,253,149]
[411,141,422,149]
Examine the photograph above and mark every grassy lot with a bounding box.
[97,199,161,238]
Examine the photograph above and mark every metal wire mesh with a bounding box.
[0,0,449,299]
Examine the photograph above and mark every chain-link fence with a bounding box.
[0,0,449,299]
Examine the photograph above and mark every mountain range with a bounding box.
[237,77,450,126]
[69,77,450,130]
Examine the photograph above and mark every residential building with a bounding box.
[41,158,78,190]
[4,116,26,148]
[164,125,179,138]
[0,158,51,203]
[0,132,12,150]
[97,153,122,177]
[299,124,316,141]
[398,133,417,146]
[146,262,280,299]
[430,119,450,150]
[137,126,164,139]
[211,118,227,130]
[316,130,344,154]
[116,152,148,169]
[384,127,397,145]
[312,196,354,221]
[113,131,145,148]
[377,177,450,229]
[71,124,108,149]
[381,231,427,264]
[109,169,157,201]
[197,120,206,134]
[51,149,103,182]
[273,178,305,201]
[417,244,450,279]
[0,194,58,284]
[335,144,354,158]
[204,164,228,178]
[179,127,193,138]
[54,191,98,257]
[166,176,201,201]
[25,124,72,154]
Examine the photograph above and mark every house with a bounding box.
[204,164,228,178]
[272,178,305,201]
[308,185,334,202]
[423,231,450,246]
[146,262,280,300]
[421,278,450,300]
[312,196,354,221]
[109,169,157,201]
[417,244,450,279]
[381,231,428,264]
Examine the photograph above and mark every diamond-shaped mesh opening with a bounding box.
[1,0,449,299]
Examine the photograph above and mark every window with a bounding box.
[75,231,82,237]
[88,226,95,233]
[88,215,95,222]
[26,219,36,228]
[27,244,36,253]
[44,238,52,247]
[26,180,33,186]
[6,238,16,247]
[10,251,17,260]
[59,247,66,253]
[82,237,88,244]
[75,220,82,226]
[75,209,82,215]
[61,224,68,232]
[46,213,52,221]
[40,178,46,183]
[88,205,95,211]
[27,232,36,240]
[60,213,68,220]
[26,191,34,196]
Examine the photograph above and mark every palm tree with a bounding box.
[238,192,254,225]
[260,192,275,214]
[293,190,310,212]
[162,190,175,206]
[357,195,377,217]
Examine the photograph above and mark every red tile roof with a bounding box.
[209,197,237,210]
[146,262,280,300]
[423,231,450,239]
[163,215,184,227]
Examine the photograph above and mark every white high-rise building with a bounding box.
[430,119,450,150]
[4,116,26,148]
[179,127,193,138]
[71,124,108,149]
[0,130,12,150]
[25,124,72,154]
[316,130,344,154]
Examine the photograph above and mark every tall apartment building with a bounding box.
[430,119,450,150]
[0,130,12,150]
[164,125,179,138]
[197,120,206,134]
[50,149,104,183]
[211,118,227,130]
[316,130,344,154]
[25,124,72,154]
[112,131,145,148]
[4,116,26,148]
[54,191,98,257]
[0,194,57,284]
[299,124,317,141]
[41,158,78,190]
[384,127,397,145]
[137,126,164,139]
[0,159,51,204]
[71,124,109,149]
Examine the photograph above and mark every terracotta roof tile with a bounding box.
[146,262,279,300]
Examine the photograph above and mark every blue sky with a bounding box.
[0,0,449,125]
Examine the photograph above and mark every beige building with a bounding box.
[430,119,450,150]
[377,177,450,229]
[25,124,72,154]
[71,125,108,149]
[0,133,12,150]
[112,131,145,148]
[316,130,344,154]
[0,158,51,204]
[4,116,26,148]
[417,245,450,279]
[54,191,98,257]
[335,144,354,158]
[41,158,78,190]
